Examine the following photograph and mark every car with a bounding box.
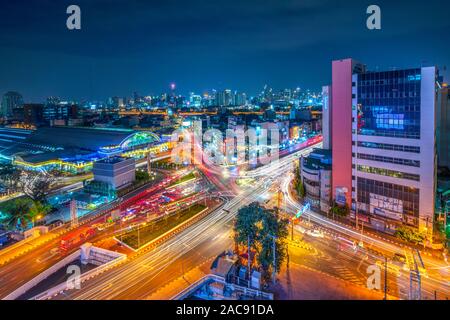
[306,229,324,238]
[122,214,136,222]
[393,253,407,263]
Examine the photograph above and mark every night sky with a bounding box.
[0,0,449,102]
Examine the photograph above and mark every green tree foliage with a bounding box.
[329,201,350,217]
[135,170,150,182]
[292,164,305,199]
[0,198,52,231]
[29,201,52,220]
[395,226,426,245]
[0,198,33,230]
[233,202,289,282]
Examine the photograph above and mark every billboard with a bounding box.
[369,193,403,221]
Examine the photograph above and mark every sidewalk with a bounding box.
[273,261,396,300]
[290,188,444,259]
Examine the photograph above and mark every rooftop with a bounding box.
[302,148,332,171]
[0,126,160,165]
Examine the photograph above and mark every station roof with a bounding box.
[0,126,160,164]
[26,127,146,151]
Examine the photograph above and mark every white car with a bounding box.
[306,229,324,238]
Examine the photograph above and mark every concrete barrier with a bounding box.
[2,244,126,300]
[2,250,81,300]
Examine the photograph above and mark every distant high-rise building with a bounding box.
[23,104,44,125]
[329,58,438,236]
[108,97,124,109]
[189,93,202,108]
[1,91,23,118]
[224,89,232,106]
[234,92,247,106]
[438,84,450,168]
[43,98,78,124]
[216,91,225,106]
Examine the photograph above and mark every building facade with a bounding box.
[1,91,23,118]
[92,157,136,190]
[330,58,438,236]
[300,149,332,213]
[438,85,450,169]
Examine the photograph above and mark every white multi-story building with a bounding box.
[329,59,439,237]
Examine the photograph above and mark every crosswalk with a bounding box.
[333,265,366,287]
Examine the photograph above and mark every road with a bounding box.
[4,138,448,300]
[280,173,450,300]
[0,170,206,298]
[49,144,319,299]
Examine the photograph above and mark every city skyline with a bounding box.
[1,0,449,101]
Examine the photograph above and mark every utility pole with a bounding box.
[269,234,277,285]
[273,236,276,284]
[291,219,294,241]
[384,255,388,300]
[147,152,152,176]
[248,235,251,288]
[70,199,78,227]
[137,226,140,248]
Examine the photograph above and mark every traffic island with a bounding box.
[118,203,208,251]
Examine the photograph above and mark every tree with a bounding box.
[29,201,52,221]
[233,202,289,282]
[297,181,306,199]
[292,165,305,199]
[395,226,426,245]
[257,209,289,281]
[329,201,350,218]
[0,198,33,230]
[135,170,150,182]
[233,203,264,254]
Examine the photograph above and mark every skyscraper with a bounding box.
[1,91,23,118]
[329,58,438,237]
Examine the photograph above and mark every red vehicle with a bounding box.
[60,226,96,252]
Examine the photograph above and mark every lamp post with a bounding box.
[32,215,42,228]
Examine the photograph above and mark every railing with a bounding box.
[31,249,127,300]
[171,274,273,300]
[2,250,81,300]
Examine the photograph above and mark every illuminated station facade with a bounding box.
[0,126,171,173]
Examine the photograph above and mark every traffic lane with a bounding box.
[0,177,203,297]
[54,185,265,299]
[116,225,234,300]
[49,146,320,299]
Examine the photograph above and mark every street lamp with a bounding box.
[32,215,42,228]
